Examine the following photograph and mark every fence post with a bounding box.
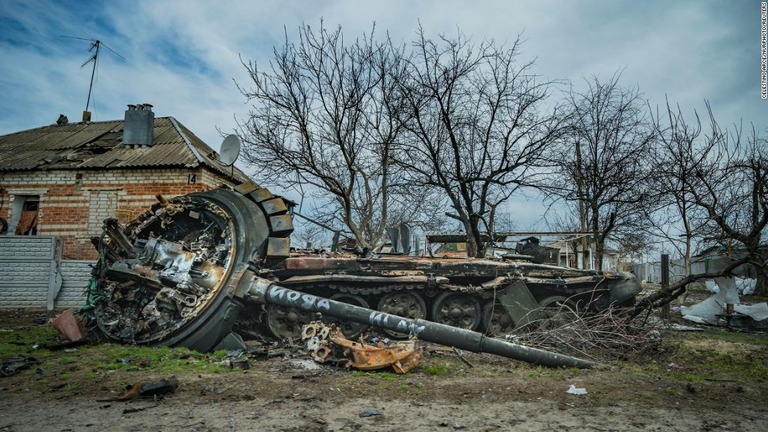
[661,254,670,319]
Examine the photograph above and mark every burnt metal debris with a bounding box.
[84,183,643,368]
[302,321,422,373]
[1,357,40,377]
[97,376,179,402]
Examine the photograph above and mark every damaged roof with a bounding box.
[0,117,249,182]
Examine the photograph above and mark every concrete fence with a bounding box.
[0,236,92,309]
[633,254,756,284]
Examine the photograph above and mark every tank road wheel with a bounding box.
[376,291,427,338]
[431,292,481,330]
[482,302,517,336]
[266,304,312,342]
[322,293,370,339]
[537,296,579,331]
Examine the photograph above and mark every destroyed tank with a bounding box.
[87,183,641,356]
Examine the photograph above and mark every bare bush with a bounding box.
[505,303,662,362]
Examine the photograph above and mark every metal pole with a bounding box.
[661,254,670,319]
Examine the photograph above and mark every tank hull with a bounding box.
[85,184,640,363]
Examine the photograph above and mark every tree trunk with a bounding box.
[467,214,484,258]
[581,237,590,270]
[465,236,478,258]
[755,265,768,297]
[595,240,604,272]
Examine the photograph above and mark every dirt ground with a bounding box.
[1,307,767,432]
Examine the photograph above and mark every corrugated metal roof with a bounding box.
[0,116,249,182]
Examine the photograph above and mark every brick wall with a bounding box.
[0,167,238,259]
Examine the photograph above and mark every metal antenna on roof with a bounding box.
[62,36,125,121]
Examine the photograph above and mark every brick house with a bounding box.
[0,104,249,260]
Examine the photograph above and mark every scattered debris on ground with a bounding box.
[0,357,39,377]
[1,308,768,431]
[302,321,422,373]
[97,376,179,402]
[681,277,768,328]
[566,384,587,395]
[49,308,85,342]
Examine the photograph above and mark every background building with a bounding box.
[0,104,248,260]
[0,104,249,309]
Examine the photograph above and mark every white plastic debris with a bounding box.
[735,303,768,322]
[736,278,756,295]
[682,277,768,325]
[669,323,704,331]
[566,384,587,395]
[706,277,756,295]
[705,279,719,293]
[681,296,727,325]
[287,359,322,370]
[714,277,740,304]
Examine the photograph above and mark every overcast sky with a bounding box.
[1,0,765,231]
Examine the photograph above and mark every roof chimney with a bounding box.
[123,103,155,146]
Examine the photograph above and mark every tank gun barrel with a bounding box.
[239,270,596,369]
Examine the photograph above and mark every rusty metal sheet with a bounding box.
[51,308,85,342]
[302,322,422,374]
[284,256,359,270]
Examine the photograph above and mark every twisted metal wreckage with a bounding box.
[81,183,643,370]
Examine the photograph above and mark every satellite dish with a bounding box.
[219,134,241,166]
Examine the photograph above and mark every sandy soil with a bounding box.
[1,392,764,432]
[1,308,767,432]
[1,362,766,431]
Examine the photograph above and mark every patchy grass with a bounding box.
[0,319,238,398]
[523,366,576,380]
[397,382,425,394]
[2,310,768,412]
[656,329,768,384]
[350,370,402,380]
[686,283,709,293]
[422,364,448,376]
[0,325,59,358]
[82,344,230,374]
[376,371,400,381]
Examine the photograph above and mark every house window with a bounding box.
[12,196,39,235]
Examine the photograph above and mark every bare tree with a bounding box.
[546,73,655,271]
[293,221,328,250]
[647,100,714,276]
[397,27,566,257]
[634,101,767,310]
[686,113,768,295]
[544,208,587,268]
[236,22,408,250]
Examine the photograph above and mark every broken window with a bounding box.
[12,196,39,235]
